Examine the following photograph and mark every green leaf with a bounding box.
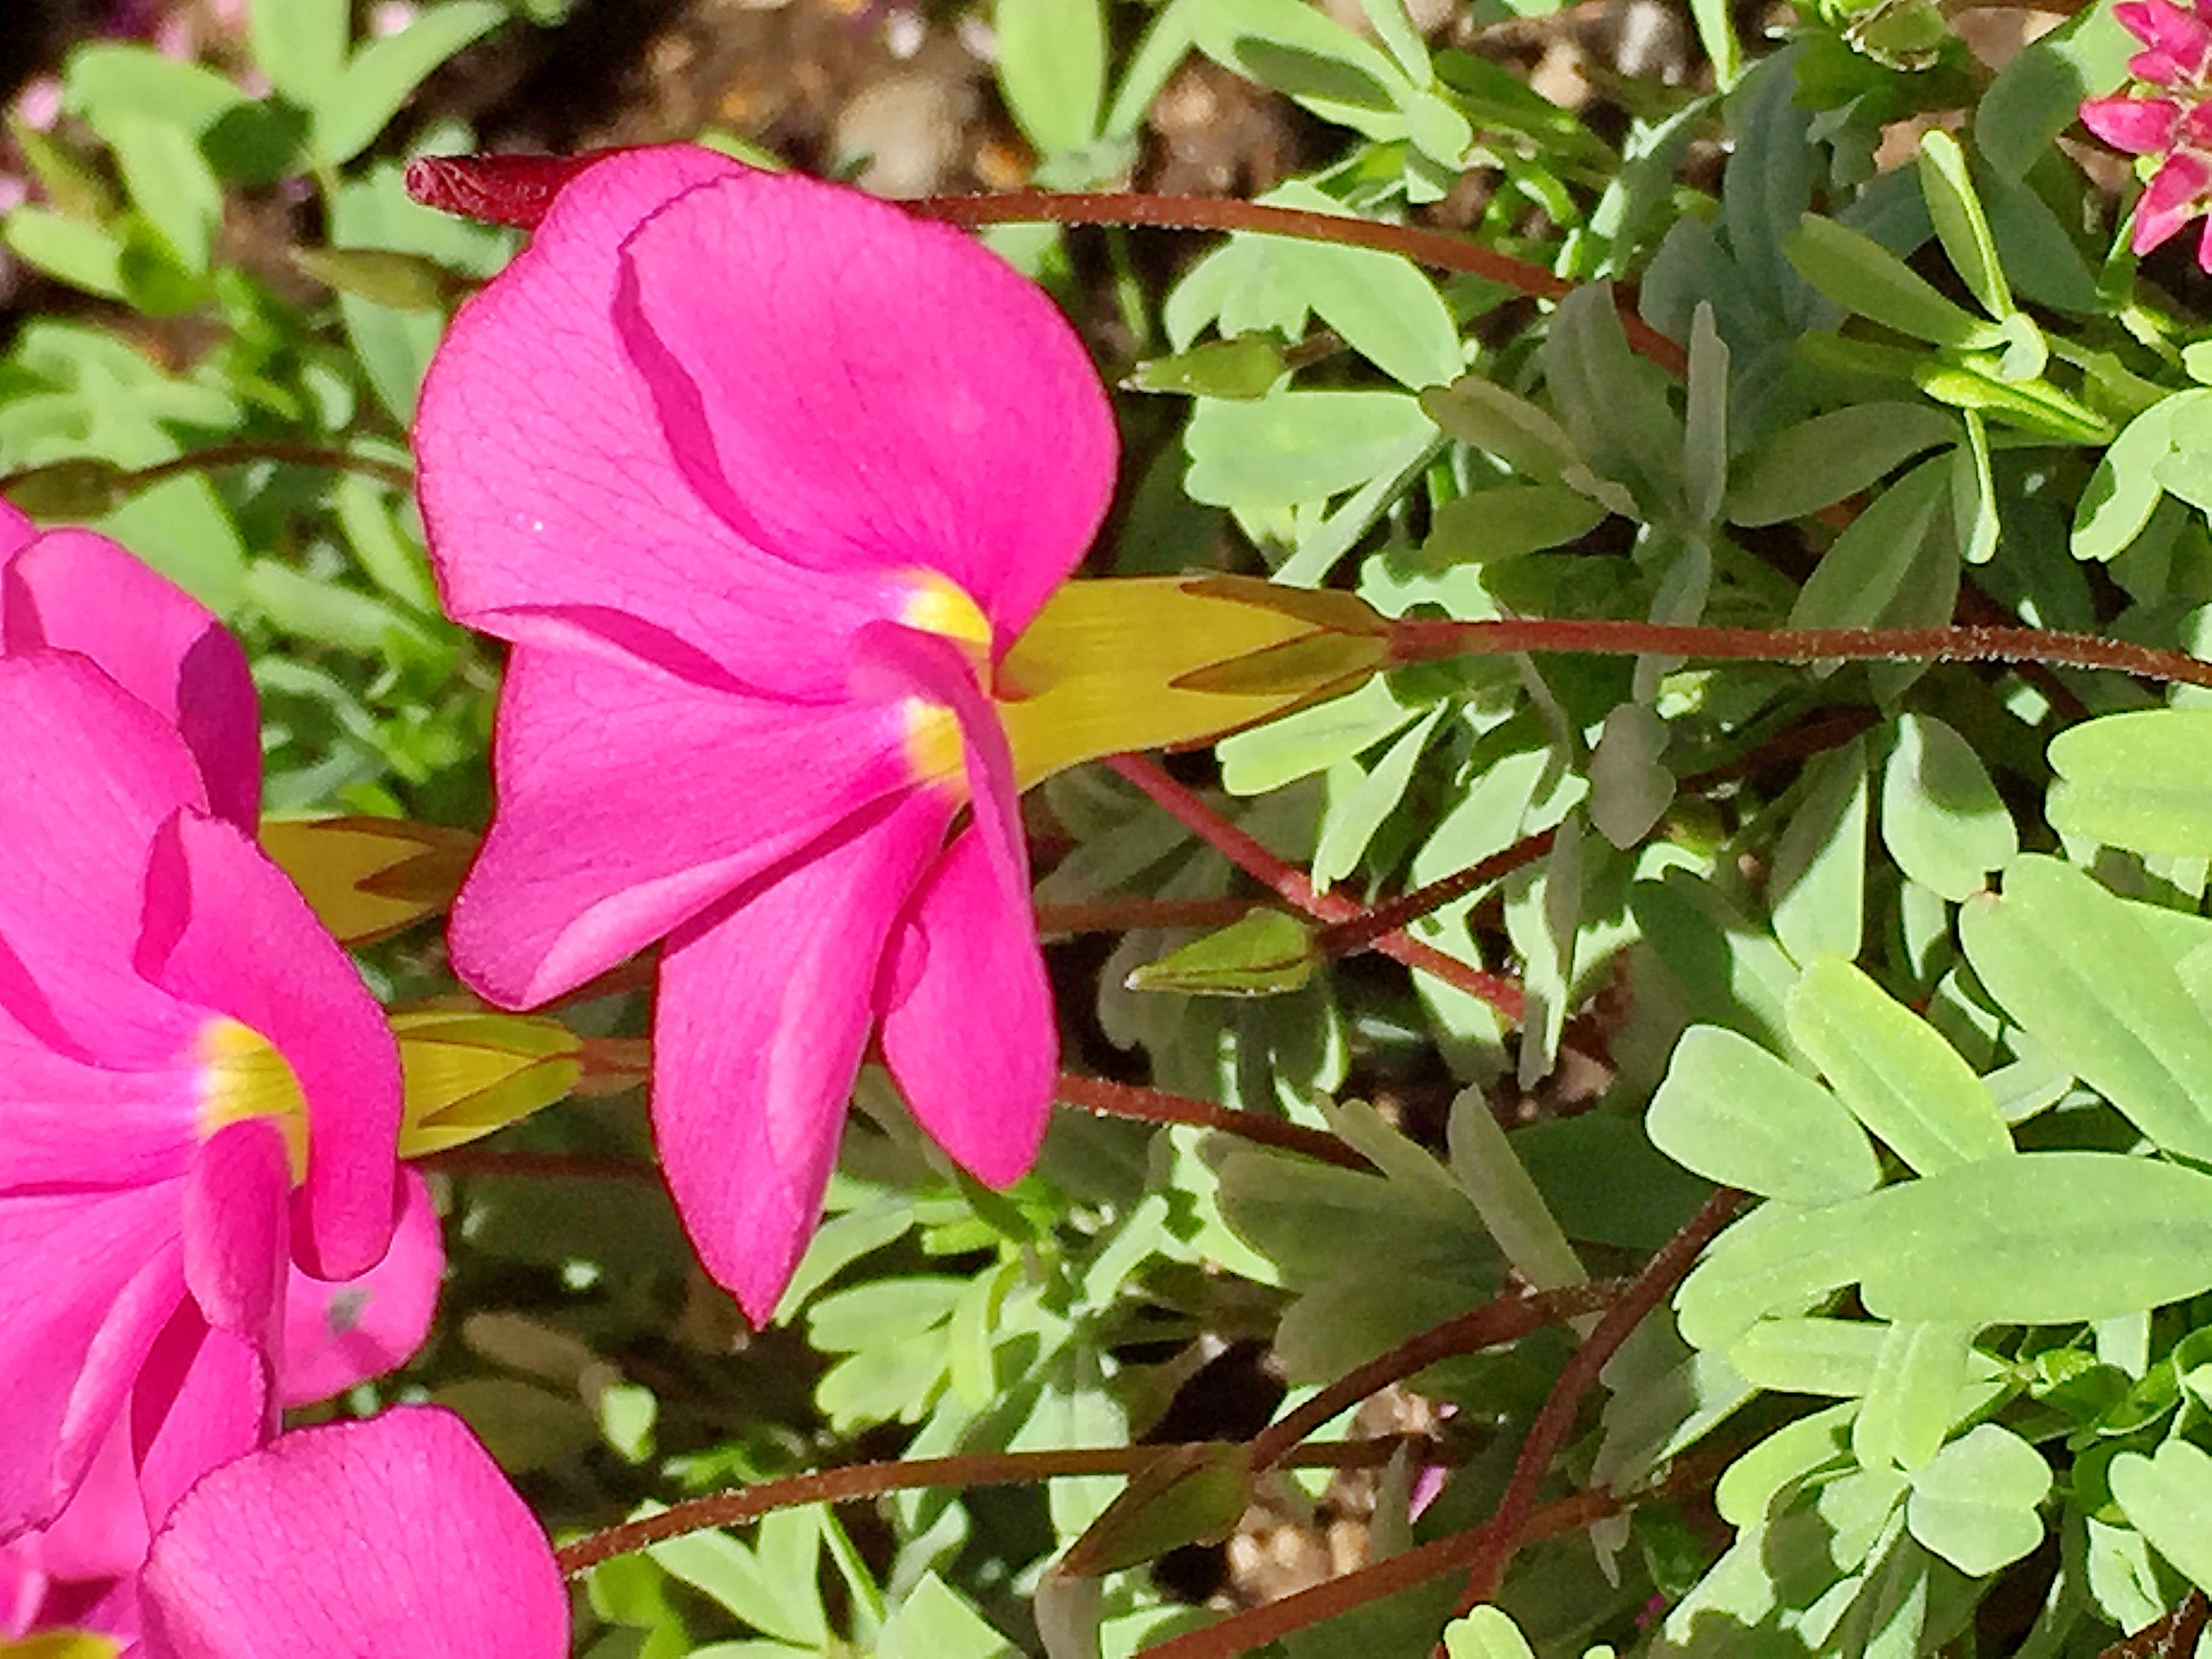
[1125,907,1317,996]
[1420,376,1582,482]
[1542,281,1682,516]
[2049,710,2212,857]
[1788,458,1951,630]
[1976,0,2137,180]
[1647,1024,1882,1203]
[1446,1086,1586,1291]
[1727,1315,1887,1397]
[649,1511,830,1648]
[1852,1152,2212,1324]
[1880,712,2015,902]
[1904,1424,2051,1575]
[319,3,508,166]
[2072,394,2212,561]
[1418,481,1610,565]
[1959,856,2212,1162]
[1951,412,1999,567]
[1768,738,1868,966]
[1915,131,2011,320]
[1188,0,1413,138]
[1311,705,1443,886]
[1218,676,1414,793]
[1855,1321,1977,1473]
[1787,956,2013,1175]
[101,112,221,275]
[291,245,467,311]
[1725,403,1959,526]
[3,208,126,299]
[879,1574,1021,1659]
[996,0,1106,153]
[1129,337,1286,400]
[2110,1439,2212,1595]
[64,43,249,138]
[250,0,350,106]
[1185,388,1435,509]
[1059,1444,1250,1575]
[1786,215,2008,350]
[1443,1607,1537,1659]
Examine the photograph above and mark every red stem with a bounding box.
[1058,1072,1368,1169]
[908,192,1688,374]
[1452,1187,1746,1613]
[1391,617,2212,691]
[1105,754,1528,1023]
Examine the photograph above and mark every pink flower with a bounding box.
[2082,0,2212,266]
[413,146,1117,1319]
[138,1408,567,1658]
[0,506,422,1576]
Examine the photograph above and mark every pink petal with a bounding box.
[858,628,1054,1185]
[0,1189,183,1537]
[136,811,400,1282]
[2118,0,2212,74]
[0,998,200,1193]
[0,501,33,560]
[279,1167,443,1407]
[1,531,260,828]
[450,645,916,1008]
[131,1319,267,1531]
[415,146,914,703]
[139,1408,568,1659]
[180,1118,292,1342]
[2081,93,2182,152]
[0,655,207,1069]
[2136,150,2212,251]
[613,167,1116,644]
[655,791,950,1321]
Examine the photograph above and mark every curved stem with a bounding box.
[909,192,1687,373]
[1452,1186,1746,1612]
[1105,754,1528,1023]
[554,1437,1438,1576]
[1248,1280,1622,1471]
[0,441,414,502]
[1058,1072,1368,1169]
[1391,616,2212,693]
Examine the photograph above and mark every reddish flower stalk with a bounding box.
[1056,1073,1368,1168]
[1104,754,1529,1022]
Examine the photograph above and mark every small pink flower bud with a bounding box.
[2083,93,2183,152]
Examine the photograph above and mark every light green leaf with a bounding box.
[1959,856,2212,1162]
[100,112,220,275]
[2074,393,2212,562]
[1218,676,1414,794]
[1787,956,2012,1175]
[319,3,508,165]
[1,209,125,299]
[2049,710,2212,857]
[1915,131,2011,320]
[1786,215,2007,350]
[1419,481,1610,565]
[1185,388,1436,509]
[1952,411,1999,565]
[1420,375,1580,481]
[1852,1151,2212,1324]
[1443,1607,1537,1659]
[1128,337,1286,400]
[1188,0,1412,138]
[1727,1316,1887,1397]
[1311,705,1442,886]
[2110,1439,2212,1595]
[1125,908,1317,996]
[997,0,1106,154]
[1904,1424,2051,1575]
[1855,1322,1976,1473]
[1880,712,2014,901]
[1647,1024,1881,1204]
[251,0,350,106]
[649,1513,830,1649]
[1725,403,1958,527]
[64,42,247,136]
[1446,1085,1585,1291]
[1768,738,1868,966]
[1789,459,1950,631]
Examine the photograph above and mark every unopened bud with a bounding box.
[405,152,618,229]
[1,457,136,519]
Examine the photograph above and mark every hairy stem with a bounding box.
[554,1437,1438,1575]
[1058,1072,1368,1169]
[0,441,415,501]
[909,192,1685,373]
[1105,754,1529,1022]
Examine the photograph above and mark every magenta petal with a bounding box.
[655,792,950,1320]
[859,630,1054,1185]
[415,146,909,701]
[0,501,33,559]
[0,998,200,1193]
[2136,150,2212,251]
[615,169,1117,642]
[136,811,400,1282]
[2119,0,2212,71]
[132,1320,268,1530]
[451,645,916,1007]
[0,655,206,1067]
[2081,93,2183,152]
[139,1407,568,1659]
[0,1189,183,1537]
[279,1167,443,1407]
[180,1119,291,1343]
[1,531,260,828]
